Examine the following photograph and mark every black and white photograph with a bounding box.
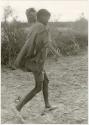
[1,0,88,124]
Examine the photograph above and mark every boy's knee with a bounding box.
[44,72,49,84]
[36,82,43,93]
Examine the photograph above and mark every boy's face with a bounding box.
[28,11,37,23]
[40,15,50,25]
[29,11,36,19]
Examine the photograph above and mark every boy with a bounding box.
[14,9,60,115]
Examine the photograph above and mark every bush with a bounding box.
[1,21,88,65]
[1,21,27,65]
[55,29,80,56]
[74,32,88,48]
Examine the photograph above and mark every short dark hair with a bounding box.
[26,8,36,17]
[26,8,36,23]
[37,9,51,19]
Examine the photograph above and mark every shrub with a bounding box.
[1,21,27,65]
[74,32,88,48]
[55,29,80,56]
[1,21,88,65]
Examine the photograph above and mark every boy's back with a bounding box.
[14,22,47,69]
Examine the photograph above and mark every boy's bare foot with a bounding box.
[45,105,57,111]
[41,105,58,115]
[11,104,25,123]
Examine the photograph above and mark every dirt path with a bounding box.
[1,50,88,124]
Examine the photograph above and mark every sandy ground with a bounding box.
[1,50,88,124]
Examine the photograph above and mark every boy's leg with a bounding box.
[43,71,51,108]
[16,72,43,111]
[42,71,58,115]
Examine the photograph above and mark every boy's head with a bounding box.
[26,8,37,23]
[37,9,51,25]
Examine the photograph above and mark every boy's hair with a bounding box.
[26,8,36,16]
[37,9,51,19]
[26,8,36,22]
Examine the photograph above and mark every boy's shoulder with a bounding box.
[27,22,48,38]
[32,22,47,34]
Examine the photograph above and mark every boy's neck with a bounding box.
[37,20,47,26]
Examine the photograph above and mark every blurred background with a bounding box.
[1,0,88,66]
